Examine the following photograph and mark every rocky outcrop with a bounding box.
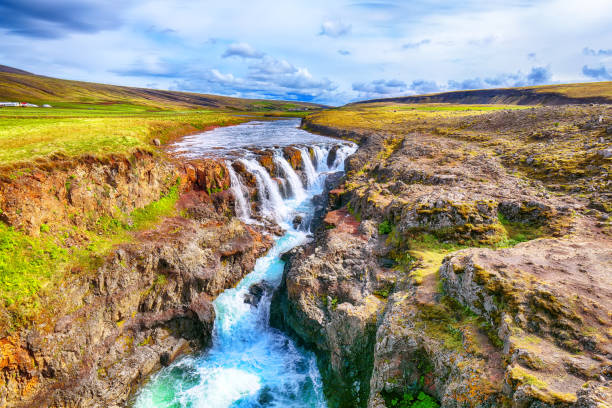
[274,106,612,407]
[440,240,612,407]
[271,215,394,408]
[0,152,274,408]
[0,150,176,236]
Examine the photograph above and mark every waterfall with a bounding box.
[226,162,253,222]
[134,120,358,408]
[312,145,329,171]
[273,153,306,202]
[240,158,288,223]
[299,148,317,188]
[331,145,357,170]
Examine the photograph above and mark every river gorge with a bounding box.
[133,119,356,407]
[2,106,610,408]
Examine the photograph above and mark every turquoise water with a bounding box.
[134,120,355,408]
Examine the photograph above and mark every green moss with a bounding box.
[0,181,181,331]
[384,391,440,408]
[495,211,545,248]
[331,297,339,309]
[130,183,179,230]
[373,288,390,298]
[378,220,393,235]
[0,223,69,327]
[154,273,167,286]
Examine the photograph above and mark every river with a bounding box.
[133,119,356,407]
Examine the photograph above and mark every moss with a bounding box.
[138,336,152,346]
[0,180,181,332]
[382,390,440,408]
[331,297,339,309]
[378,220,393,235]
[373,288,390,298]
[154,273,167,286]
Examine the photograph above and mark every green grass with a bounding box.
[0,107,249,167]
[0,223,69,313]
[0,183,180,331]
[496,212,544,248]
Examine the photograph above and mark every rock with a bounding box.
[160,339,189,366]
[152,138,161,146]
[2,166,274,407]
[244,281,274,307]
[292,215,304,229]
[310,172,344,232]
[275,106,612,407]
[283,146,303,170]
[597,149,612,159]
[327,145,340,168]
[0,151,175,235]
[607,126,612,135]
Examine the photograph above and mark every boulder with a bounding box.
[244,281,274,307]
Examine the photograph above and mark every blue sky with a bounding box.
[1,0,611,105]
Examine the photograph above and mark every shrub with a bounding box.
[378,220,393,235]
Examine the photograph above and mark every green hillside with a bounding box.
[0,65,324,111]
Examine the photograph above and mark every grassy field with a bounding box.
[305,103,529,135]
[532,81,612,99]
[0,105,249,168]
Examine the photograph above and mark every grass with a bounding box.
[388,104,529,112]
[304,103,527,137]
[531,81,612,99]
[496,212,544,248]
[0,107,248,167]
[0,182,180,332]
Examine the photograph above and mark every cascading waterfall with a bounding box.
[299,147,317,188]
[273,153,306,203]
[134,118,357,408]
[332,145,354,169]
[312,145,329,172]
[226,161,252,222]
[240,158,288,223]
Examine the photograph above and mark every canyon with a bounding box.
[1,103,611,408]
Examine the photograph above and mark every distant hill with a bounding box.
[0,65,325,111]
[352,82,612,106]
[0,65,33,75]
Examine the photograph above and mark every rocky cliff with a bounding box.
[272,104,612,408]
[0,151,277,407]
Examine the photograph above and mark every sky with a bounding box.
[0,0,611,105]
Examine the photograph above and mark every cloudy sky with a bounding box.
[1,0,611,105]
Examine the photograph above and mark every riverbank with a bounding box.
[0,142,273,407]
[270,103,612,407]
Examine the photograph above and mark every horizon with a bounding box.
[1,0,611,105]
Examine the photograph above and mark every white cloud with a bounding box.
[319,20,351,37]
[222,42,264,59]
[0,0,611,104]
